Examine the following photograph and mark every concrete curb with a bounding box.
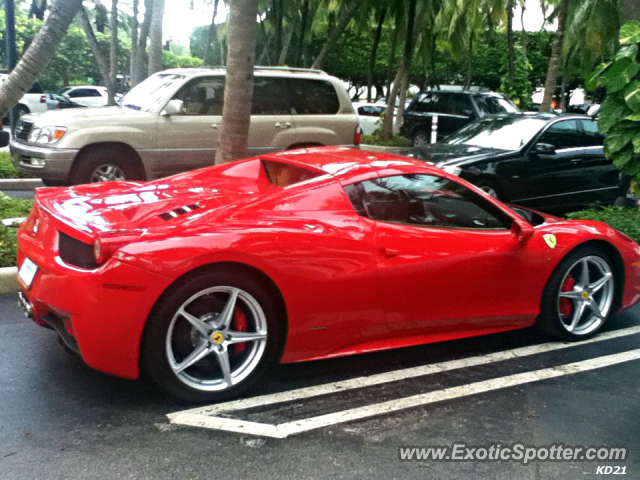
[0,266,19,295]
[360,144,407,152]
[0,178,43,190]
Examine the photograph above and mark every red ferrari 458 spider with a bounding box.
[16,147,640,402]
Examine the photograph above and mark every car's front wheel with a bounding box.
[142,269,284,402]
[70,149,143,185]
[538,246,617,340]
[412,130,430,146]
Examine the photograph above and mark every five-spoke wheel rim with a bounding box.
[90,164,126,182]
[413,132,429,146]
[557,256,614,336]
[166,286,268,392]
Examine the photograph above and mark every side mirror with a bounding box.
[533,142,556,155]
[161,99,184,116]
[511,218,534,244]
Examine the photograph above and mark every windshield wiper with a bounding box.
[123,103,141,111]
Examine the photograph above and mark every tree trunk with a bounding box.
[367,6,387,103]
[0,0,83,117]
[29,0,47,20]
[274,0,283,56]
[78,7,113,91]
[621,0,640,21]
[520,2,527,54]
[394,67,409,134]
[507,0,515,83]
[130,0,139,84]
[464,33,475,89]
[385,8,400,98]
[295,0,310,66]
[148,0,165,76]
[203,0,220,66]
[541,0,570,112]
[311,0,361,70]
[278,18,295,64]
[108,0,118,105]
[215,0,258,164]
[382,0,417,139]
[258,17,271,64]
[133,0,153,85]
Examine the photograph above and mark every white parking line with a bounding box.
[169,325,640,418]
[170,348,640,438]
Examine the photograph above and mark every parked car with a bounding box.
[0,74,48,121]
[353,102,386,135]
[11,67,360,185]
[45,93,86,110]
[57,85,114,107]
[16,147,640,401]
[397,112,632,213]
[400,91,519,146]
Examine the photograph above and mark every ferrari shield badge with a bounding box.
[543,234,557,249]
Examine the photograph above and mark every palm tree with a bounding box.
[0,0,84,117]
[133,0,153,85]
[311,0,364,70]
[541,0,570,111]
[148,0,165,76]
[215,0,258,163]
[77,7,113,93]
[109,0,118,105]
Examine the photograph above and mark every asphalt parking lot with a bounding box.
[1,293,639,479]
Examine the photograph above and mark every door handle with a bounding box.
[570,158,584,164]
[381,247,399,258]
[275,122,292,129]
[211,123,220,129]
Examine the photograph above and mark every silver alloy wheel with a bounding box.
[557,256,614,336]
[413,131,430,146]
[166,286,268,392]
[479,185,498,198]
[90,164,127,182]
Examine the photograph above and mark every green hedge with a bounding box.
[0,152,32,179]
[0,194,33,268]
[361,134,411,147]
[566,207,640,243]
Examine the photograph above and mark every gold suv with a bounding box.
[10,67,361,185]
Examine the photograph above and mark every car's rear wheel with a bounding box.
[474,179,501,200]
[142,269,284,402]
[412,130,430,146]
[70,149,142,185]
[538,246,616,340]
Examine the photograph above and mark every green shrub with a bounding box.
[0,194,33,268]
[0,152,32,178]
[361,134,411,147]
[566,206,640,243]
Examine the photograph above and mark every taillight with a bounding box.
[40,95,46,103]
[354,125,362,146]
[93,232,142,265]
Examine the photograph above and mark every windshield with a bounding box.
[444,115,548,151]
[119,73,186,112]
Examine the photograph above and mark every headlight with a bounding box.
[439,164,462,176]
[30,126,67,144]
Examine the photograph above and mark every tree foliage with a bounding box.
[588,21,640,192]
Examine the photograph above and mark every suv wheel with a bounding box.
[70,149,143,185]
[412,130,430,146]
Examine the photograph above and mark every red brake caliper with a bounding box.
[231,306,247,354]
[559,275,575,318]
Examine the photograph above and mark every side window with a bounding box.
[344,174,510,230]
[448,94,474,117]
[67,89,85,98]
[252,77,290,115]
[412,92,445,114]
[88,88,103,97]
[580,119,605,146]
[173,76,225,115]
[288,79,340,114]
[538,120,581,149]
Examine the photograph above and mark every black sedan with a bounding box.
[397,113,632,213]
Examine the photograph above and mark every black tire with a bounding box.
[412,130,430,146]
[538,246,617,341]
[69,148,143,185]
[141,268,285,403]
[474,179,502,200]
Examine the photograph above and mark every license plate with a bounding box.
[18,258,38,289]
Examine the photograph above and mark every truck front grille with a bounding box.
[14,120,33,141]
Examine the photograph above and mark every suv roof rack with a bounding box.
[254,66,327,75]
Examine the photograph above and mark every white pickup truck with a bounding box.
[0,74,49,122]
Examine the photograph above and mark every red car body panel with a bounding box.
[16,147,640,379]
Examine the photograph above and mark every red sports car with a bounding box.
[16,147,640,402]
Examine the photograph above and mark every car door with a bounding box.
[574,118,626,204]
[343,172,539,336]
[509,119,593,211]
[246,76,297,155]
[439,94,475,137]
[155,76,223,177]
